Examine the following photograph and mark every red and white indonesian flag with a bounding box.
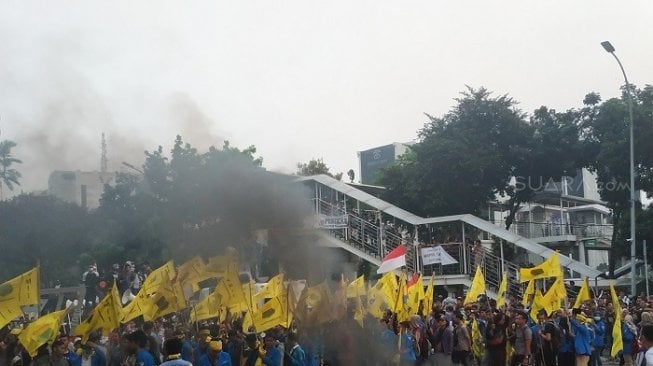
[377,244,407,274]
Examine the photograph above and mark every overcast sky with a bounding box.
[1,1,652,193]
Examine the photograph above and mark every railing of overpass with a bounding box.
[508,221,613,241]
[314,197,529,297]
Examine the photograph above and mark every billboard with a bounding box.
[359,144,396,185]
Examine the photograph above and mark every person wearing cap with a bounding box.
[259,334,281,366]
[160,338,192,366]
[196,338,231,366]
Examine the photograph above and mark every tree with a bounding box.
[0,137,22,199]
[581,85,653,274]
[100,136,310,265]
[296,158,343,181]
[379,87,590,229]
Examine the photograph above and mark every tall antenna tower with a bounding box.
[100,133,108,175]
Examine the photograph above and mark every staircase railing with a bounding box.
[314,198,417,272]
[313,198,575,301]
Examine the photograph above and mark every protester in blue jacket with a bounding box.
[590,314,606,366]
[197,339,231,366]
[571,311,592,366]
[260,335,282,366]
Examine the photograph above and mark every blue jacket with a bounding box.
[400,333,417,361]
[622,323,636,355]
[197,352,232,366]
[287,345,306,366]
[571,319,592,356]
[592,320,606,348]
[68,348,106,366]
[181,341,194,362]
[261,347,282,366]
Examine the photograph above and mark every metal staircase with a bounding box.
[301,174,601,299]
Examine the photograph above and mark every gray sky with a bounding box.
[1,1,652,193]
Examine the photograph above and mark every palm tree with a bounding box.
[0,138,22,199]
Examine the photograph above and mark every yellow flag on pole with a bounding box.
[176,256,215,294]
[346,276,366,298]
[542,277,566,315]
[424,275,435,313]
[256,274,284,300]
[522,280,536,306]
[610,283,623,357]
[464,266,485,305]
[496,273,508,308]
[190,291,221,323]
[0,267,40,328]
[573,278,591,309]
[75,286,122,342]
[19,310,67,357]
[121,261,177,322]
[471,318,484,359]
[519,253,562,282]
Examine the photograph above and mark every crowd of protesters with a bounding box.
[4,283,653,366]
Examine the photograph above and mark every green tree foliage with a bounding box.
[0,137,22,199]
[0,136,312,285]
[0,195,96,285]
[379,87,586,227]
[581,85,653,270]
[296,158,343,181]
[100,136,309,265]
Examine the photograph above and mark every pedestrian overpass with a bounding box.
[298,174,602,298]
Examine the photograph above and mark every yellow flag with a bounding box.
[19,310,67,357]
[610,283,623,357]
[542,277,566,315]
[375,272,399,305]
[529,289,545,322]
[252,293,288,331]
[519,253,562,282]
[75,286,122,342]
[0,267,39,307]
[573,278,591,309]
[471,318,484,359]
[464,266,486,305]
[496,273,508,308]
[522,280,536,306]
[256,274,284,300]
[353,297,365,328]
[0,267,40,328]
[406,275,425,314]
[147,278,188,320]
[190,291,221,323]
[216,266,247,310]
[346,276,366,298]
[424,275,435,313]
[122,261,177,322]
[177,256,214,293]
[366,283,391,319]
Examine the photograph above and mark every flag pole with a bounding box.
[36,260,41,318]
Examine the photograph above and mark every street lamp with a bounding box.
[601,41,637,296]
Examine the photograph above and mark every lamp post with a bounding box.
[601,41,637,295]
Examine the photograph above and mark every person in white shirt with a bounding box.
[637,324,653,366]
